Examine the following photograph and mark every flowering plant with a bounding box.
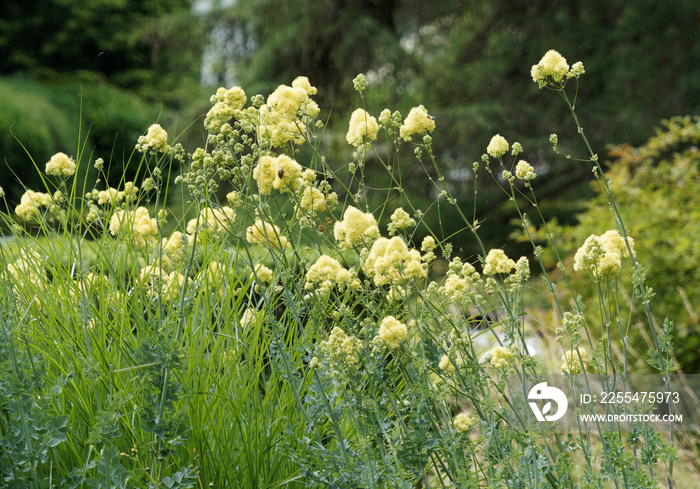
[0,51,682,488]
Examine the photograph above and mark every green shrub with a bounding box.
[0,77,78,204]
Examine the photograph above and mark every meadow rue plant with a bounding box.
[0,52,683,488]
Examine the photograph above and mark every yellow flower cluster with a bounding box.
[486,134,509,158]
[246,219,289,250]
[205,86,247,134]
[186,206,235,236]
[387,207,415,235]
[483,249,516,275]
[333,206,380,250]
[15,190,53,222]
[253,154,304,195]
[439,353,463,375]
[561,347,589,374]
[377,316,408,349]
[253,263,274,284]
[305,255,353,293]
[240,307,259,328]
[573,230,634,278]
[45,152,76,178]
[139,265,189,301]
[531,50,584,88]
[162,231,191,262]
[363,236,426,287]
[84,183,138,222]
[346,108,379,147]
[318,326,363,368]
[145,124,169,151]
[531,50,569,84]
[6,249,46,287]
[95,187,123,206]
[399,105,435,141]
[440,257,481,306]
[489,346,514,369]
[259,77,319,147]
[515,160,536,181]
[109,207,159,248]
[300,186,337,213]
[453,412,477,433]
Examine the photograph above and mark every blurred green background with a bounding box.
[1,0,699,367]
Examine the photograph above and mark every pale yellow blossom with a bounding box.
[333,206,380,250]
[561,347,588,374]
[399,105,435,141]
[515,160,536,181]
[45,152,76,178]
[15,190,53,222]
[346,108,379,147]
[483,249,516,275]
[453,412,477,432]
[486,135,509,158]
[387,207,415,235]
[489,346,514,369]
[205,86,246,133]
[305,255,352,292]
[186,206,235,236]
[363,236,426,287]
[145,124,169,150]
[109,207,158,248]
[378,316,408,349]
[246,219,289,250]
[253,264,274,284]
[531,50,570,86]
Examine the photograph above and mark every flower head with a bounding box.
[15,190,53,222]
[272,155,304,193]
[453,412,477,433]
[387,207,415,235]
[305,255,352,293]
[109,207,158,248]
[573,230,634,279]
[186,206,235,237]
[561,347,589,374]
[515,160,536,181]
[246,219,289,250]
[145,124,169,150]
[486,135,509,158]
[333,206,380,250]
[205,86,246,134]
[483,249,516,275]
[399,105,435,141]
[45,152,76,178]
[489,346,514,369]
[531,50,570,87]
[300,186,336,213]
[363,236,426,287]
[378,316,408,349]
[259,77,319,147]
[346,108,379,147]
